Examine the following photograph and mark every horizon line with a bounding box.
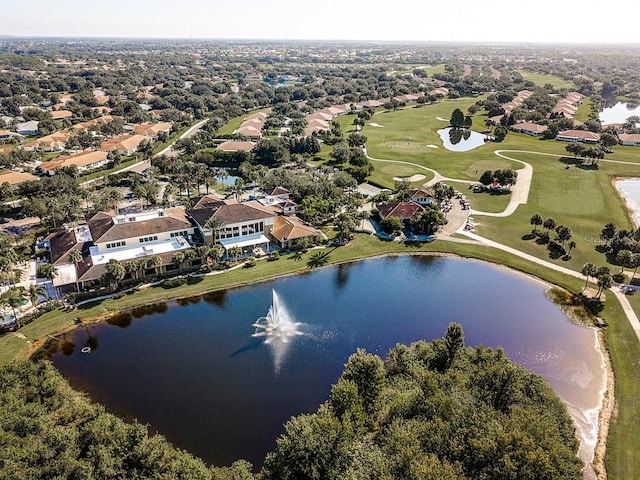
[1,34,639,47]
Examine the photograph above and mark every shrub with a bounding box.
[268,251,280,261]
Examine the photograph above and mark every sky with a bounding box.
[1,0,638,44]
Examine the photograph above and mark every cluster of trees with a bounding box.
[529,215,575,259]
[479,169,518,187]
[261,324,583,479]
[0,360,254,480]
[581,263,614,298]
[597,223,640,283]
[565,142,607,166]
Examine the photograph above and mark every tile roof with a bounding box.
[270,215,321,242]
[377,201,424,220]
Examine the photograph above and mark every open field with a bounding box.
[517,70,575,89]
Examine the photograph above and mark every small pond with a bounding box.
[437,127,489,152]
[599,101,640,125]
[48,256,604,478]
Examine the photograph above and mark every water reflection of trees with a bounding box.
[449,128,471,145]
[335,263,353,289]
[130,303,168,319]
[202,289,228,308]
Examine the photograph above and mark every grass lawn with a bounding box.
[517,70,575,90]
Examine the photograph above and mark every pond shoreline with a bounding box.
[32,252,611,479]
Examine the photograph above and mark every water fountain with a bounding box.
[252,289,303,343]
[252,290,303,373]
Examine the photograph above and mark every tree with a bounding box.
[206,216,224,245]
[28,283,48,308]
[596,273,613,299]
[0,286,27,327]
[530,214,543,232]
[600,222,617,241]
[229,246,242,262]
[479,170,494,186]
[543,217,556,232]
[307,251,331,269]
[444,322,465,367]
[172,251,186,273]
[616,249,634,275]
[581,263,597,291]
[335,212,357,244]
[380,217,403,235]
[102,259,125,291]
[68,249,84,292]
[450,108,465,129]
[554,224,572,246]
[567,240,576,256]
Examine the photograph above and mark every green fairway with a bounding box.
[517,70,575,89]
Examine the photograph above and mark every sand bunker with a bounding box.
[393,174,426,182]
[426,144,438,149]
[435,116,449,121]
[368,122,384,127]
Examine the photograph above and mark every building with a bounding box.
[216,140,256,152]
[100,134,148,155]
[51,110,73,121]
[21,131,71,152]
[269,215,322,249]
[15,121,39,136]
[407,188,433,206]
[556,129,601,144]
[619,133,640,146]
[511,122,548,136]
[133,122,173,139]
[377,201,424,222]
[189,196,276,257]
[0,170,38,188]
[38,150,109,175]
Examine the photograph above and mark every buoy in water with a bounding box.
[81,346,91,353]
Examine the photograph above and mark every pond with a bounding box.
[614,178,640,227]
[48,256,604,478]
[437,127,489,152]
[599,101,640,125]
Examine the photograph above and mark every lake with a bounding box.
[437,127,489,151]
[614,178,640,227]
[599,101,640,125]
[48,256,605,478]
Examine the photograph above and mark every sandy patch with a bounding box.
[435,116,449,121]
[368,122,384,127]
[393,174,426,182]
[426,144,439,149]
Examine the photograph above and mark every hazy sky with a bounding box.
[2,0,637,44]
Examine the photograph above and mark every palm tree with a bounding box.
[630,253,640,284]
[581,263,597,291]
[0,286,28,328]
[529,214,543,233]
[104,259,125,291]
[596,273,613,299]
[206,216,224,245]
[543,217,556,233]
[28,283,47,308]
[147,255,163,275]
[616,249,634,275]
[172,251,186,273]
[229,246,242,263]
[68,249,83,292]
[307,251,331,269]
[566,240,576,256]
[37,263,58,299]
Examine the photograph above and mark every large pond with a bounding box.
[49,256,605,477]
[599,101,640,125]
[437,127,489,151]
[614,178,640,227]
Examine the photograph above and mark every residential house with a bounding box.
[15,120,39,136]
[100,134,148,155]
[619,133,640,146]
[21,130,71,152]
[38,150,109,175]
[134,122,173,139]
[51,110,73,121]
[216,140,256,152]
[511,122,548,136]
[189,196,276,257]
[556,129,600,144]
[0,130,23,142]
[0,170,38,188]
